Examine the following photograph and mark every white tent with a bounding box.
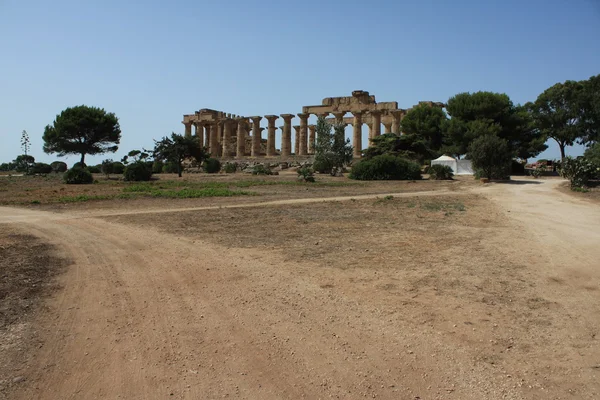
[431,155,473,175]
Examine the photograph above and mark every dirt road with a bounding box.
[1,179,598,399]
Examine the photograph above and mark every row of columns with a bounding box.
[183,109,400,158]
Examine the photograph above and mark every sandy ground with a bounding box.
[0,178,598,399]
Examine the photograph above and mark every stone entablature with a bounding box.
[182,91,445,158]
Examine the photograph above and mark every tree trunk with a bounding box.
[177,162,182,178]
[559,144,566,162]
[80,153,86,166]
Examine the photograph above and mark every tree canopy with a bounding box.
[468,135,512,180]
[43,105,121,165]
[443,91,546,160]
[530,80,586,160]
[313,117,353,175]
[153,133,207,177]
[399,104,447,152]
[362,133,433,164]
[580,74,600,144]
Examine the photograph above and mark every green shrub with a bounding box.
[50,161,68,173]
[63,166,93,184]
[112,162,125,174]
[312,158,334,174]
[251,164,272,175]
[123,162,153,181]
[428,164,454,180]
[468,135,512,180]
[72,162,87,169]
[560,157,598,188]
[350,155,421,180]
[297,167,315,182]
[152,160,164,173]
[88,165,101,173]
[223,163,237,173]
[101,159,115,178]
[203,158,221,173]
[162,162,179,173]
[30,162,53,174]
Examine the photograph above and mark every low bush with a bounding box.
[560,156,598,188]
[251,164,272,175]
[152,160,164,173]
[88,165,101,173]
[162,162,179,173]
[349,155,421,181]
[297,167,315,182]
[203,158,221,173]
[428,164,454,180]
[30,162,53,174]
[123,162,153,181]
[112,162,125,174]
[50,161,68,173]
[72,162,87,169]
[312,158,333,174]
[101,159,114,178]
[223,163,237,173]
[63,166,94,184]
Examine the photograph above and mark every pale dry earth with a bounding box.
[0,178,598,399]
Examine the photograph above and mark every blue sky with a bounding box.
[1,0,599,165]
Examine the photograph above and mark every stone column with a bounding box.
[308,125,316,154]
[222,120,233,158]
[250,116,262,157]
[194,122,204,147]
[332,112,345,125]
[184,122,192,137]
[293,126,301,155]
[370,111,382,138]
[204,125,211,149]
[399,110,408,135]
[383,122,392,134]
[390,110,403,134]
[236,118,248,158]
[297,113,309,156]
[280,114,294,157]
[352,112,363,158]
[209,123,219,157]
[265,115,279,156]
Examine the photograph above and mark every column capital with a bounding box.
[316,112,329,118]
[250,116,262,122]
[297,113,310,119]
[332,111,346,117]
[265,114,279,120]
[280,113,295,121]
[368,110,382,116]
[293,125,301,131]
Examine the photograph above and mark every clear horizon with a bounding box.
[1,0,599,166]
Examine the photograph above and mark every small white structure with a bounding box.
[431,155,474,175]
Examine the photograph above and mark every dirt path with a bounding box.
[1,179,599,399]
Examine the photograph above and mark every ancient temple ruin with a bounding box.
[181,91,445,159]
